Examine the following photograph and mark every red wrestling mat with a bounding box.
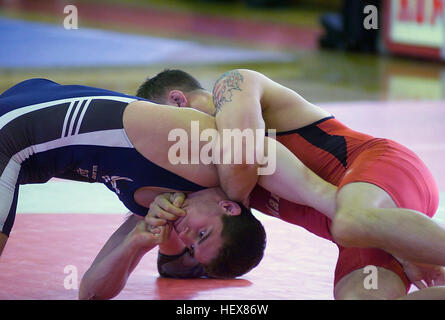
[0,213,337,300]
[2,100,443,300]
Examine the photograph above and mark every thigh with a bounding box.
[334,246,411,299]
[336,182,397,210]
[334,266,407,300]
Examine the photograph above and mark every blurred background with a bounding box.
[0,0,444,103]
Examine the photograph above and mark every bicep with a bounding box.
[213,69,265,131]
[213,70,267,168]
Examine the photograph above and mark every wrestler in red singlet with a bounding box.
[250,116,439,291]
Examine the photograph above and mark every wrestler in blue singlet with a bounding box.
[0,79,205,236]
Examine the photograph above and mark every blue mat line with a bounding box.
[0,17,293,68]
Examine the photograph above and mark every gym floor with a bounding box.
[0,0,444,300]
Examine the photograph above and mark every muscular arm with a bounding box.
[79,192,207,300]
[79,214,161,300]
[212,70,266,202]
[258,137,337,220]
[212,69,337,216]
[79,216,203,300]
[126,91,336,218]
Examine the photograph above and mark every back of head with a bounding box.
[136,69,203,103]
[204,204,266,278]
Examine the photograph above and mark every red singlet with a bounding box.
[250,116,439,291]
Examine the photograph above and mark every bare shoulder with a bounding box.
[212,69,266,94]
[212,70,245,112]
[212,69,268,113]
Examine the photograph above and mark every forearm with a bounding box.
[213,70,266,202]
[79,240,154,300]
[258,137,337,219]
[216,127,264,202]
[217,163,259,202]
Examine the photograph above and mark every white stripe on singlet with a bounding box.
[0,95,136,131]
[74,98,92,135]
[61,100,76,139]
[1,95,137,164]
[0,95,137,232]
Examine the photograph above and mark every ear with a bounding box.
[167,90,188,107]
[218,200,241,216]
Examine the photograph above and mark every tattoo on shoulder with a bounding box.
[212,70,244,114]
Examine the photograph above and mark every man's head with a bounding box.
[173,188,266,278]
[136,69,216,115]
[139,71,264,277]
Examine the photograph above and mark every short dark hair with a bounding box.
[204,204,266,278]
[136,69,203,103]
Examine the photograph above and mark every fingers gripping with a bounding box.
[145,193,186,224]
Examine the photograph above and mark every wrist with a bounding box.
[123,231,155,253]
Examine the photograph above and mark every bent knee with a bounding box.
[331,208,368,247]
[334,267,407,300]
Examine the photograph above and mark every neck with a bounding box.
[187,89,213,115]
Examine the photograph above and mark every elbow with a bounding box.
[78,281,96,300]
[78,287,114,301]
[78,274,100,300]
[78,271,91,300]
[78,291,96,300]
[220,164,258,202]
[78,272,115,300]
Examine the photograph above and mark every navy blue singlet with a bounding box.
[0,78,205,236]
